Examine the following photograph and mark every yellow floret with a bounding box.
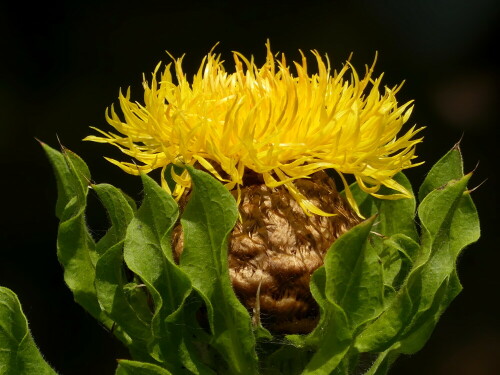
[85,41,423,216]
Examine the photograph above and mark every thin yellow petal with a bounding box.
[87,42,423,216]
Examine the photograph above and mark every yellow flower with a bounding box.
[85,42,423,216]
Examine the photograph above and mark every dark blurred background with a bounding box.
[1,0,499,374]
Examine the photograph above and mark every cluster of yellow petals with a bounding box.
[85,42,423,216]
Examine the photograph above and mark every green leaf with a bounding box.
[416,174,472,302]
[284,267,328,348]
[292,218,383,374]
[355,171,478,355]
[42,143,108,325]
[42,143,480,375]
[180,167,259,375]
[354,284,414,353]
[419,174,470,242]
[418,143,464,202]
[324,216,383,330]
[115,360,172,375]
[395,173,479,354]
[260,345,313,375]
[362,348,400,375]
[96,243,152,337]
[288,267,342,348]
[302,336,350,375]
[449,192,480,257]
[94,183,136,256]
[380,234,420,293]
[0,287,57,375]
[41,142,90,219]
[93,183,154,360]
[397,271,462,354]
[124,174,210,374]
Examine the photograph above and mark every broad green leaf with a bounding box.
[330,350,354,375]
[381,234,420,293]
[260,345,312,375]
[397,271,462,354]
[94,183,136,256]
[285,267,335,349]
[449,193,480,257]
[419,174,471,244]
[292,267,349,348]
[355,172,477,354]
[291,219,384,374]
[354,284,414,353]
[302,333,350,375]
[253,326,273,341]
[324,217,383,330]
[41,142,90,219]
[415,174,472,292]
[418,143,463,202]
[362,347,400,375]
[124,174,204,373]
[63,147,91,196]
[94,183,153,345]
[383,235,420,266]
[180,167,259,375]
[42,144,108,325]
[96,245,155,362]
[396,174,478,352]
[41,142,76,219]
[0,287,57,375]
[115,360,172,375]
[297,294,350,374]
[167,291,217,375]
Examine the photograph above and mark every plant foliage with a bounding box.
[0,143,479,374]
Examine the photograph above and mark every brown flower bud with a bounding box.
[172,170,361,334]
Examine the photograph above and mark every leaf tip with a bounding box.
[452,135,463,151]
[34,137,45,146]
[466,177,487,195]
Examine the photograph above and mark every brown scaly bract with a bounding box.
[173,170,360,334]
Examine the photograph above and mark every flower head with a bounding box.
[86,42,423,216]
